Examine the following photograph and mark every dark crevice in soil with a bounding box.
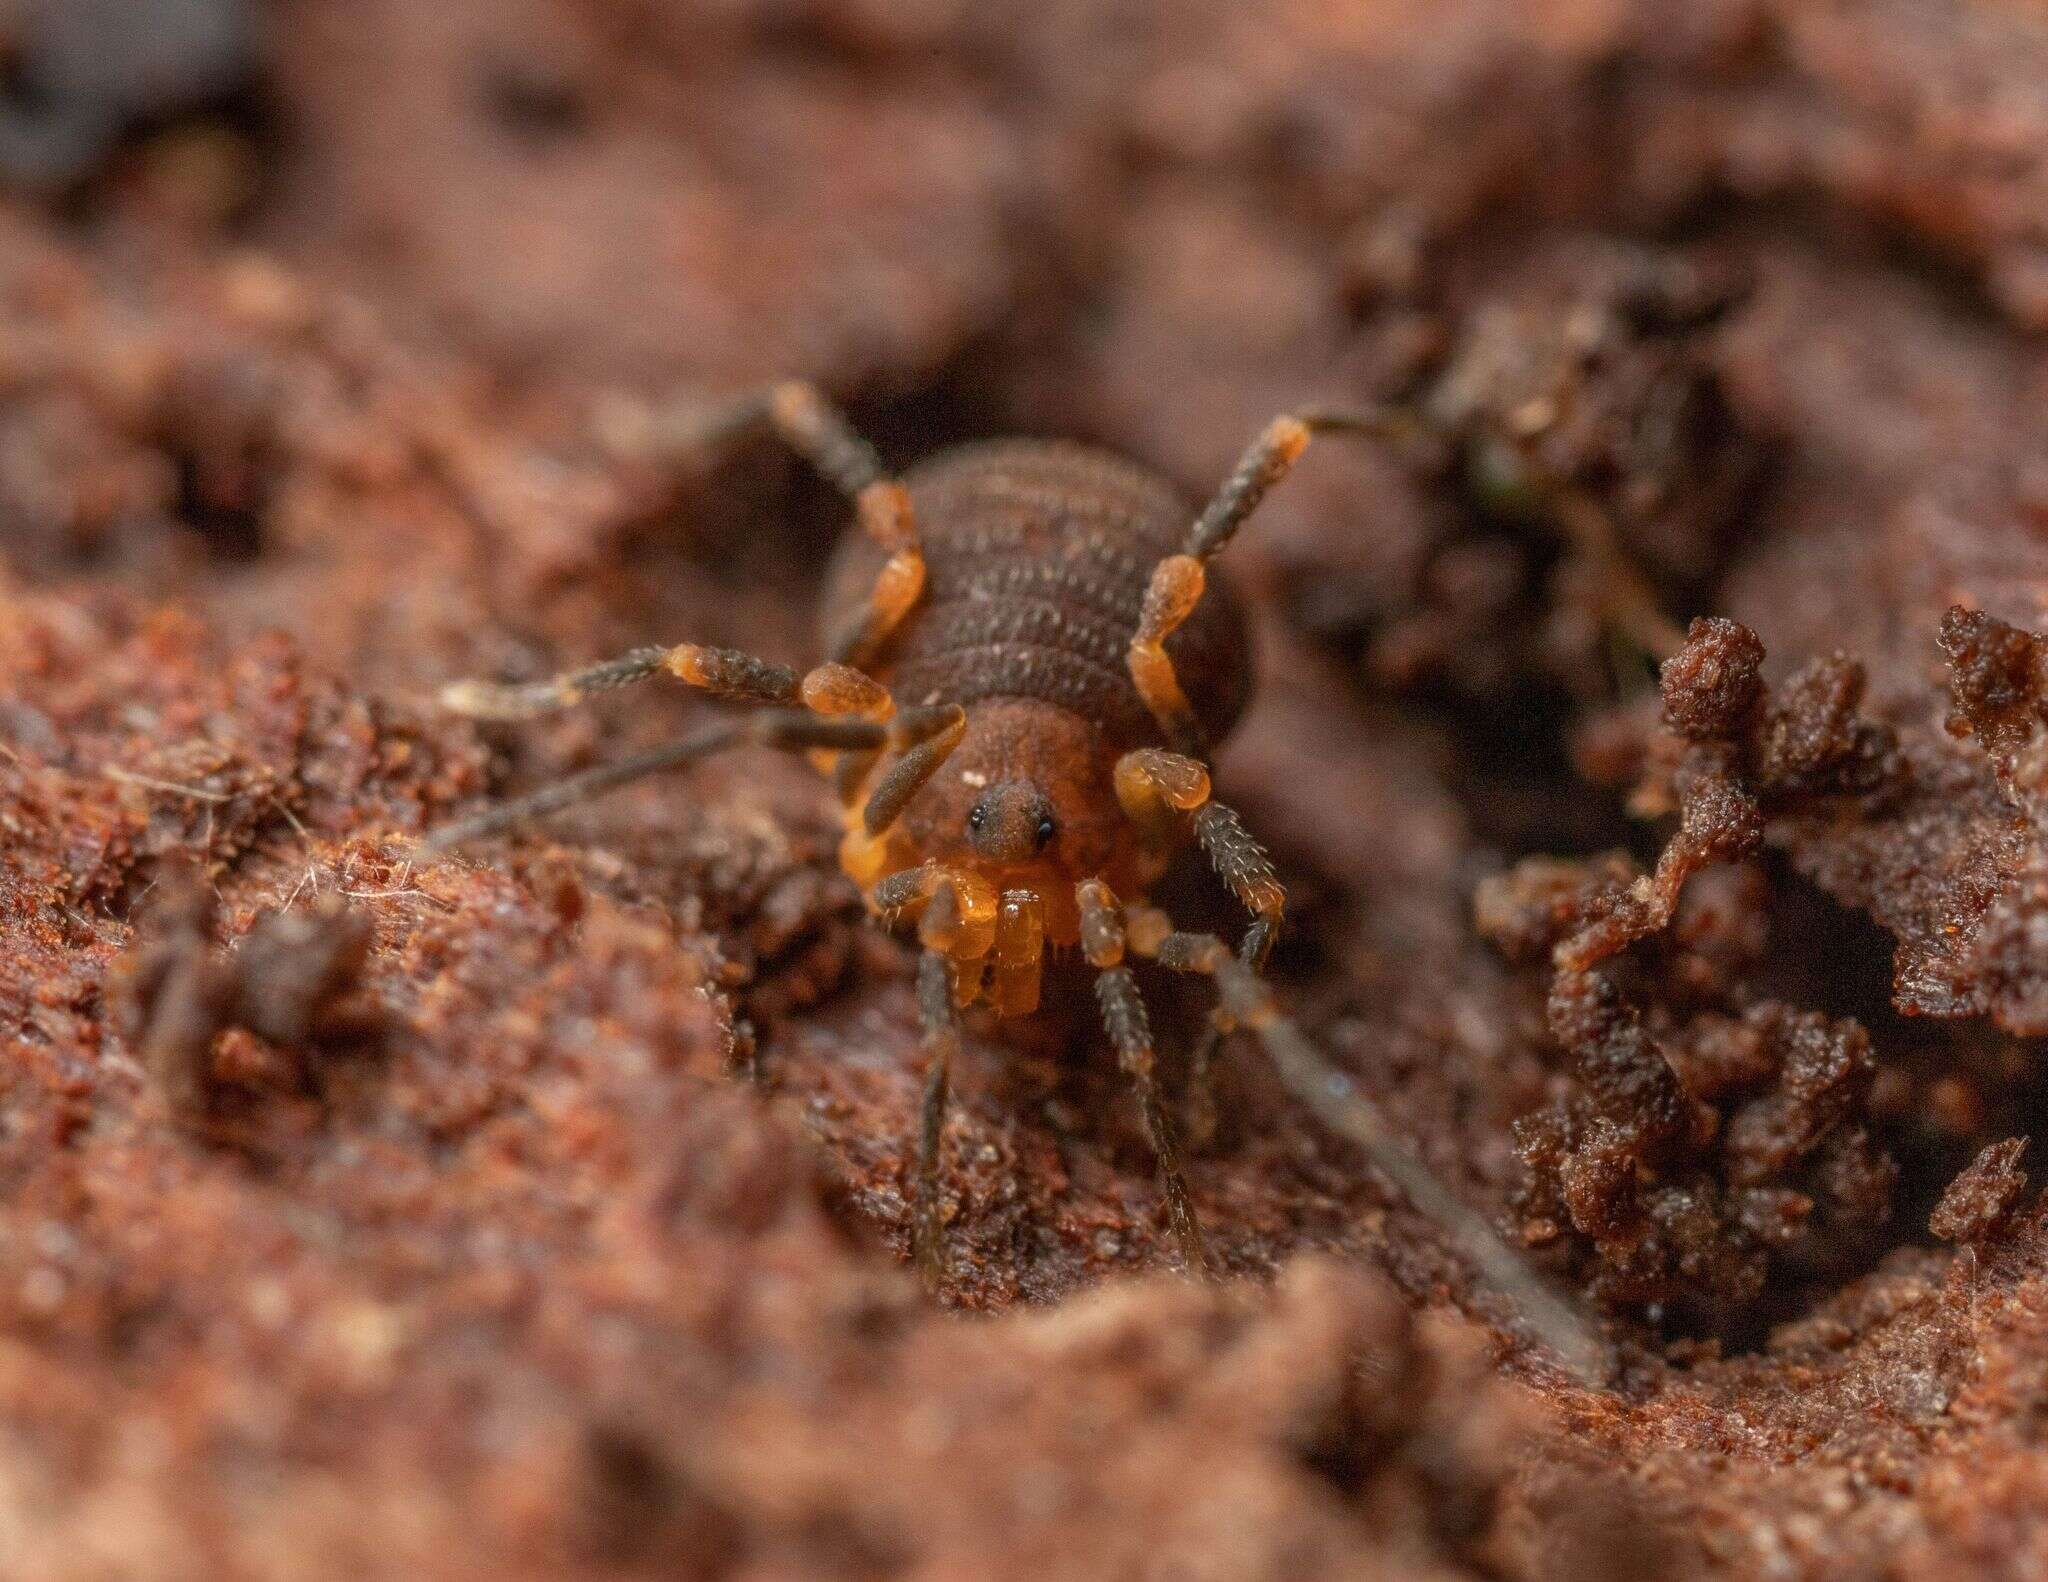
[169,445,268,563]
[1645,184,2033,342]
[1426,682,1651,864]
[1669,861,2014,1352]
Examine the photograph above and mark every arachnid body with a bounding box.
[432,384,1596,1373]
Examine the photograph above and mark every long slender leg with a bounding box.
[441,642,804,722]
[1184,801,1287,1139]
[1122,404,1334,1107]
[1130,408,1406,751]
[911,949,959,1288]
[757,383,926,667]
[440,641,950,856]
[625,381,926,669]
[1099,968,1210,1277]
[422,713,889,851]
[453,382,923,723]
[442,644,906,742]
[1128,915,1605,1381]
[1185,916,1275,1149]
[1077,880,1210,1277]
[1114,752,1287,1139]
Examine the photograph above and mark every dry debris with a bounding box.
[108,871,378,1114]
[1930,1138,2031,1248]
[1481,870,1895,1318]
[1934,608,2048,1034]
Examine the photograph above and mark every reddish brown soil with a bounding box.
[6,1,2048,1576]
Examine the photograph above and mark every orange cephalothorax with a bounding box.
[850,699,1157,1016]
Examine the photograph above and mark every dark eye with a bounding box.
[1036,816,1056,847]
[968,805,985,831]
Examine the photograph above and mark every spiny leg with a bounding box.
[1114,751,1287,1142]
[1193,799,1285,926]
[422,713,889,851]
[911,948,959,1289]
[1078,879,1210,1276]
[1130,408,1407,751]
[1127,914,1605,1382]
[441,641,804,723]
[627,380,926,670]
[1192,795,1286,984]
[758,382,926,667]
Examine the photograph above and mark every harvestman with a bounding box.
[429,384,1601,1377]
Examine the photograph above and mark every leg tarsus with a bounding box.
[439,641,801,722]
[1184,916,1274,1150]
[1136,925,1606,1382]
[423,713,888,850]
[606,378,929,671]
[1129,405,1416,747]
[1095,962,1211,1278]
[912,950,959,1290]
[439,646,669,722]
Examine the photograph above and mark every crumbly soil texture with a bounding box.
[8,1,2048,1577]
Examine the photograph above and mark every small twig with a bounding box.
[269,795,311,841]
[279,864,320,914]
[339,863,452,912]
[104,766,233,802]
[340,888,454,912]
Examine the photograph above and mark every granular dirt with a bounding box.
[7,2,2048,1577]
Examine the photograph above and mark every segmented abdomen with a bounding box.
[822,440,1251,748]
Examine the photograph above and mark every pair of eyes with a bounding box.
[967,804,1058,846]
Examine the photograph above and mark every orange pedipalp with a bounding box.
[992,889,1046,1017]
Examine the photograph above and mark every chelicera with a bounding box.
[430,382,1595,1371]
